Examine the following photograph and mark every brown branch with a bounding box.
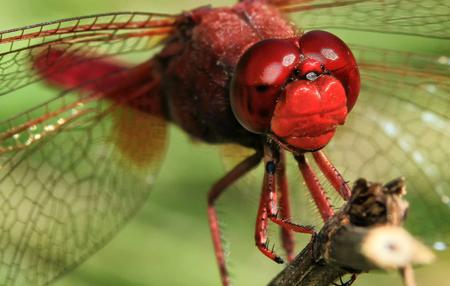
[268,178,435,286]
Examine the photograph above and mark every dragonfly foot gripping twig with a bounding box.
[268,177,435,286]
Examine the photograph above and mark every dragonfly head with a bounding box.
[231,30,360,152]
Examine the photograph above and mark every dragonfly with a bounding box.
[0,0,448,285]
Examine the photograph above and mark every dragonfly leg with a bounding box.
[207,151,262,286]
[312,151,351,200]
[256,146,314,263]
[332,274,358,286]
[277,150,296,261]
[255,169,285,263]
[295,154,334,222]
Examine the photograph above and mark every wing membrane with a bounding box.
[0,65,167,285]
[271,0,450,39]
[326,46,450,244]
[0,12,176,95]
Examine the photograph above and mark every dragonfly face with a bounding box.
[231,31,360,152]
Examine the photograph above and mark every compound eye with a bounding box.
[299,30,360,111]
[231,38,300,133]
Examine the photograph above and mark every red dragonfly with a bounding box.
[0,0,448,285]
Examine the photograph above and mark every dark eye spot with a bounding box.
[255,85,269,93]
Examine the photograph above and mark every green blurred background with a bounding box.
[0,0,449,285]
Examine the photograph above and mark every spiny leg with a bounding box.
[255,146,314,263]
[208,152,262,286]
[295,154,334,222]
[294,154,357,282]
[312,151,351,200]
[255,169,285,263]
[277,150,295,261]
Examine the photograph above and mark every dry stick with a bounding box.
[268,178,435,286]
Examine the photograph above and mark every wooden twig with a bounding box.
[268,178,435,286]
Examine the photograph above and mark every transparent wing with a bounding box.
[270,0,449,38]
[325,46,450,246]
[0,50,168,285]
[0,12,176,95]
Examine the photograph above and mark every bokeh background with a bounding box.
[0,0,449,285]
